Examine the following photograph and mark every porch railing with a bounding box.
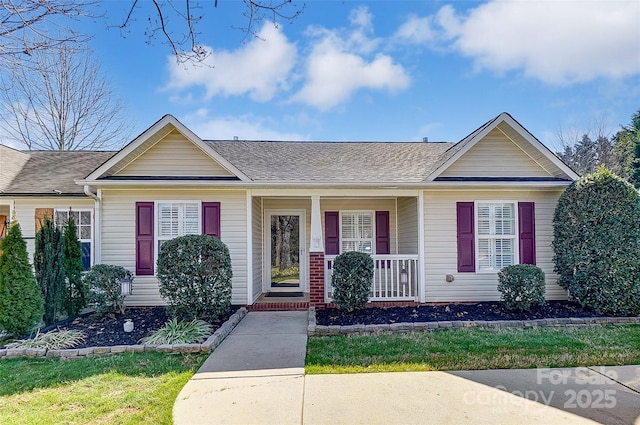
[324,255,419,302]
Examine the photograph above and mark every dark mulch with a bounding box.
[3,306,239,349]
[316,301,625,326]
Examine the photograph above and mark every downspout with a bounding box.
[84,185,101,265]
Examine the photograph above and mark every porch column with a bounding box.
[309,195,325,307]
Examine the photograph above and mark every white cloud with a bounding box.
[404,1,640,85]
[393,14,438,45]
[292,7,410,110]
[165,24,297,102]
[183,109,305,141]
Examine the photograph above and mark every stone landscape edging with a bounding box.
[0,307,247,360]
[306,306,640,336]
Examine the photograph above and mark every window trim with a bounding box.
[339,210,376,255]
[474,201,519,273]
[54,208,93,270]
[154,201,202,269]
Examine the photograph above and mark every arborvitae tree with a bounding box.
[0,215,44,336]
[63,210,86,316]
[34,215,66,325]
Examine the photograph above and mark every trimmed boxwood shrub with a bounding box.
[553,167,640,316]
[331,251,374,312]
[497,264,545,311]
[84,264,133,314]
[157,234,232,322]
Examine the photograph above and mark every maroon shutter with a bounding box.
[457,202,475,272]
[325,211,340,255]
[518,202,536,265]
[375,211,390,254]
[202,202,221,239]
[136,202,154,276]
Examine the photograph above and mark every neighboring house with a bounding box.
[0,113,578,307]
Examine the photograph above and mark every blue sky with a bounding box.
[81,0,639,151]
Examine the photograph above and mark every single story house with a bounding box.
[0,112,578,308]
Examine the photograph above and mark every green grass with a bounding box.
[0,351,208,425]
[306,324,640,374]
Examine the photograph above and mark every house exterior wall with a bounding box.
[100,188,248,305]
[114,131,234,177]
[423,188,566,302]
[251,196,263,302]
[397,197,419,255]
[6,197,95,260]
[440,128,553,178]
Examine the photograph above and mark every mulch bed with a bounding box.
[315,301,628,326]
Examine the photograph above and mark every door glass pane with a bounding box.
[270,215,300,287]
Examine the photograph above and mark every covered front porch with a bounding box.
[248,190,424,307]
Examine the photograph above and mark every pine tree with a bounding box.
[34,214,66,325]
[0,214,44,336]
[63,210,86,316]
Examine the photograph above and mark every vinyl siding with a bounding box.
[251,196,263,301]
[423,189,566,302]
[114,131,234,177]
[100,189,247,305]
[440,128,553,178]
[397,197,418,254]
[8,197,95,261]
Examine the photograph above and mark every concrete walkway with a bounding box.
[174,311,640,425]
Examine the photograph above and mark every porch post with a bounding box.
[309,195,325,307]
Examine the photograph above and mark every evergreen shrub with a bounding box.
[62,211,87,316]
[84,264,133,314]
[331,251,374,312]
[497,264,545,311]
[34,215,65,325]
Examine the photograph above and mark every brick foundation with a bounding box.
[309,252,326,307]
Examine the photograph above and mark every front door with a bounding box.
[265,210,306,292]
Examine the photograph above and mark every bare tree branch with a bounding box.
[0,44,133,151]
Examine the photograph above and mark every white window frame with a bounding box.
[154,201,201,267]
[474,201,519,273]
[54,208,93,270]
[339,210,376,255]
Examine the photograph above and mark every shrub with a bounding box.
[553,167,640,315]
[62,210,87,316]
[497,265,546,311]
[331,251,374,312]
[8,329,86,349]
[157,234,232,322]
[34,215,66,325]
[0,217,44,337]
[84,264,133,314]
[140,318,213,345]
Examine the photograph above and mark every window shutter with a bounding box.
[457,202,475,272]
[35,208,54,233]
[518,202,536,265]
[202,202,221,239]
[324,211,339,255]
[136,202,154,275]
[375,211,390,254]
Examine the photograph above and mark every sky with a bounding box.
[69,1,640,151]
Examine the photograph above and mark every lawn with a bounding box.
[0,351,208,425]
[306,324,640,374]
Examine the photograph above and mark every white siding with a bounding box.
[440,128,553,178]
[8,197,95,261]
[397,197,418,254]
[100,189,248,306]
[114,131,234,177]
[423,189,566,302]
[251,196,263,301]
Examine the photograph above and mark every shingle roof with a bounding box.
[1,150,115,195]
[206,141,455,183]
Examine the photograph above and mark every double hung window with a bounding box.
[55,209,92,270]
[341,211,374,254]
[476,202,516,271]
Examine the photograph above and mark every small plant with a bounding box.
[331,251,374,312]
[497,264,546,311]
[140,318,213,345]
[8,329,86,349]
[84,264,133,314]
[157,234,232,322]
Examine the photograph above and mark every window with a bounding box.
[156,202,200,252]
[341,211,374,254]
[476,202,517,271]
[55,209,92,271]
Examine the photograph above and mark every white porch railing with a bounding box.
[324,255,419,302]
